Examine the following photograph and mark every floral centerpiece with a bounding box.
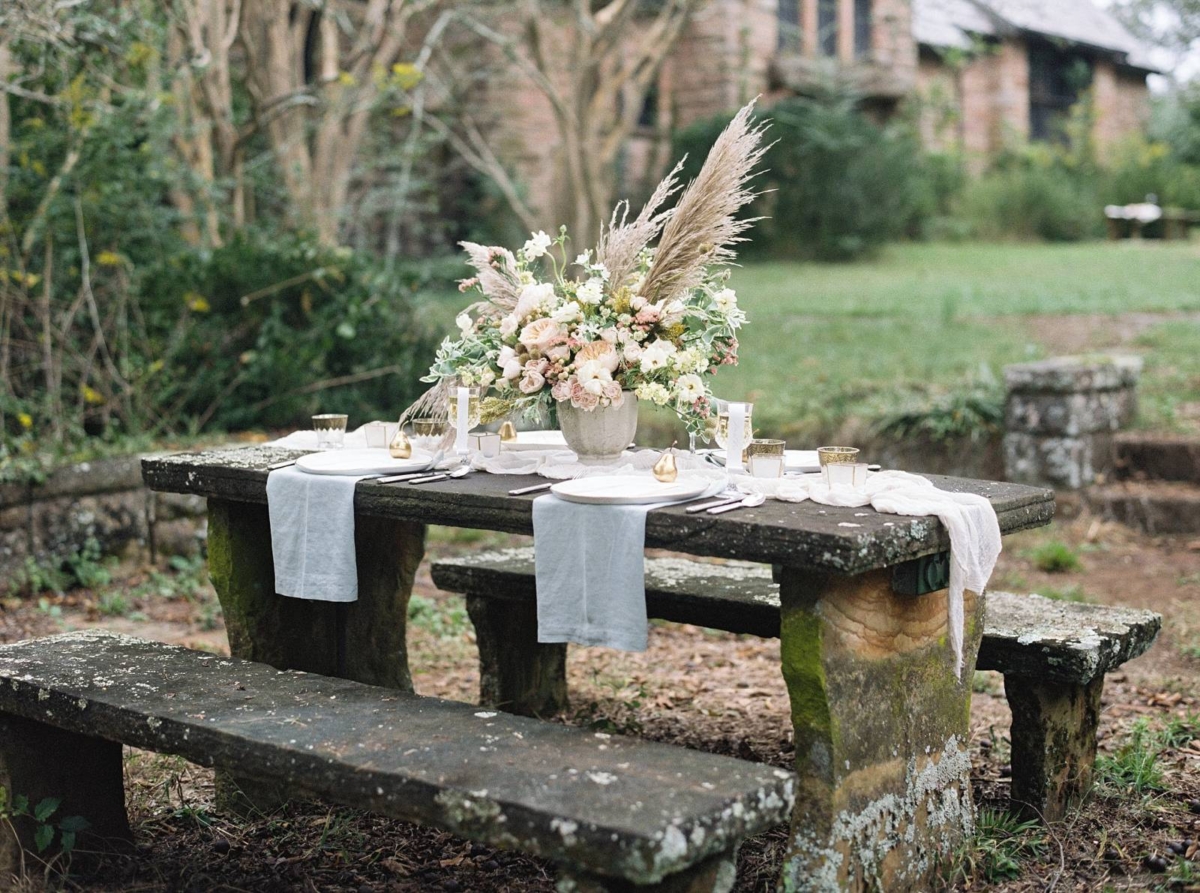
[417,101,767,447]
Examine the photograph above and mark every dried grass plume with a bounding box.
[640,99,769,304]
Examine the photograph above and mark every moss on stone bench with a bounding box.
[0,631,795,892]
[432,549,1160,823]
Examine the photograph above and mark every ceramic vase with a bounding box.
[556,393,638,464]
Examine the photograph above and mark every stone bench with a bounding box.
[0,630,795,892]
[432,548,1161,822]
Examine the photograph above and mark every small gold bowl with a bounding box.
[412,418,445,438]
[746,439,786,458]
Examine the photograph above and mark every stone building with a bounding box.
[491,0,1156,231]
[660,0,1156,158]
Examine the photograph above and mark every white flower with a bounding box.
[673,348,706,374]
[522,230,552,259]
[574,251,591,266]
[576,360,612,395]
[622,341,643,363]
[498,345,517,367]
[676,373,705,404]
[630,295,647,311]
[515,282,556,320]
[479,368,496,387]
[659,299,686,325]
[519,369,546,394]
[576,278,605,305]
[639,339,677,372]
[552,301,583,324]
[502,358,524,380]
[714,287,738,312]
[593,263,611,281]
[599,327,618,344]
[499,314,519,337]
[456,312,472,333]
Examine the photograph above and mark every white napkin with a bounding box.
[741,470,1001,678]
[266,466,370,603]
[532,474,727,652]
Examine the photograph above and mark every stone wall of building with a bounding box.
[1092,60,1152,159]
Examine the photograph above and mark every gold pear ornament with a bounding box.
[652,448,678,483]
[389,429,413,459]
[499,420,518,443]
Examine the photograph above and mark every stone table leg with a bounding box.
[1004,674,1103,822]
[776,567,983,892]
[556,846,739,892]
[205,499,425,811]
[465,594,568,717]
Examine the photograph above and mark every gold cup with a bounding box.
[747,439,785,478]
[313,413,348,449]
[818,446,860,487]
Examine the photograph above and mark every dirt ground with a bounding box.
[2,508,1200,892]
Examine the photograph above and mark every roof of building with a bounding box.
[913,0,1159,71]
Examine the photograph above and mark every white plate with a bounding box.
[502,430,569,451]
[295,448,434,476]
[550,474,710,506]
[711,449,820,473]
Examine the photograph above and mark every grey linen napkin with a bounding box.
[533,495,661,651]
[266,466,371,603]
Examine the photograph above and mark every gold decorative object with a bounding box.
[389,430,413,459]
[653,448,678,483]
[499,420,518,442]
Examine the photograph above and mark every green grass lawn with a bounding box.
[416,241,1200,440]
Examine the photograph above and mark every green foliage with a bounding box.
[0,787,91,856]
[673,89,933,260]
[874,387,1004,443]
[1030,540,1083,574]
[10,537,114,597]
[961,808,1047,883]
[960,157,1103,242]
[133,232,444,433]
[407,594,469,640]
[1097,719,1165,793]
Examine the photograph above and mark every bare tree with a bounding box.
[448,0,704,247]
[237,0,438,245]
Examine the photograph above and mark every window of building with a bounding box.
[818,0,838,57]
[1028,41,1092,142]
[854,0,872,57]
[777,0,801,51]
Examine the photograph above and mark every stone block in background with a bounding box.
[1003,355,1142,490]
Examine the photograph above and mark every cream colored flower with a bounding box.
[519,369,546,394]
[676,373,705,404]
[518,318,565,353]
[576,278,605,305]
[576,340,619,373]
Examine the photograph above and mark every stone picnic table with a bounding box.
[142,444,1055,891]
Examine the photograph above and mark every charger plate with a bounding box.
[502,430,569,451]
[550,474,709,506]
[295,448,434,476]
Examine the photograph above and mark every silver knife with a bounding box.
[267,459,297,470]
[510,482,554,495]
[686,496,741,513]
[376,470,436,484]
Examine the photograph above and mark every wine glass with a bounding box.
[713,402,753,457]
[444,378,482,462]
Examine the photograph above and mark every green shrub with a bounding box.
[135,232,447,433]
[1097,719,1164,793]
[959,162,1102,242]
[673,90,932,260]
[1102,138,1200,211]
[874,387,1004,443]
[1030,540,1082,573]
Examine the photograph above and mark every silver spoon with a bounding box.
[707,492,767,515]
